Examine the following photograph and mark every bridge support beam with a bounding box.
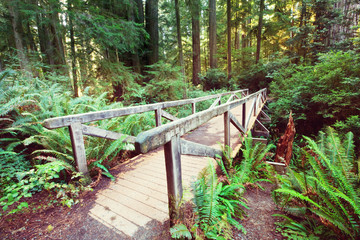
[164,134,183,226]
[68,122,91,183]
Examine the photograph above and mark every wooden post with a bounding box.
[192,102,196,114]
[164,134,183,226]
[155,108,162,127]
[68,122,90,180]
[224,111,230,149]
[242,102,246,129]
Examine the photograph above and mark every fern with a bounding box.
[170,224,192,239]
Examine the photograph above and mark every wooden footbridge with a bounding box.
[43,88,270,238]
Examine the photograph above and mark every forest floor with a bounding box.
[0,170,284,240]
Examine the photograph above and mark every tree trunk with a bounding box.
[209,0,217,69]
[191,0,201,85]
[8,1,30,71]
[175,0,185,75]
[255,0,264,64]
[145,0,159,65]
[68,0,79,97]
[227,0,231,79]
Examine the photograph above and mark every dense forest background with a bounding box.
[1,0,360,238]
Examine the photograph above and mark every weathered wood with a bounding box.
[180,139,222,158]
[81,125,136,143]
[155,108,162,126]
[255,119,269,135]
[161,110,179,122]
[135,90,265,154]
[253,137,268,144]
[43,89,248,129]
[209,97,221,109]
[192,102,196,114]
[224,111,230,148]
[246,98,257,130]
[164,134,183,226]
[229,112,245,133]
[259,110,271,123]
[68,122,89,176]
[226,94,234,103]
[242,103,246,127]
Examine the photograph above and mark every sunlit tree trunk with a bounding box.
[255,0,264,64]
[227,0,231,79]
[175,0,185,75]
[209,0,217,69]
[191,0,201,85]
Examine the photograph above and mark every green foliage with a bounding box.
[218,132,275,187]
[199,69,234,91]
[0,154,89,215]
[269,50,360,136]
[192,161,247,239]
[170,223,192,239]
[274,128,360,239]
[145,61,185,102]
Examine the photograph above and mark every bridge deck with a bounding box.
[88,100,260,238]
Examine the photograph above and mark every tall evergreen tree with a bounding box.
[209,0,217,69]
[146,0,159,65]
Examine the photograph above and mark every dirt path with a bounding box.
[235,182,284,240]
[1,180,284,239]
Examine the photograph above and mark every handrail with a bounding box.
[43,89,248,129]
[135,89,267,154]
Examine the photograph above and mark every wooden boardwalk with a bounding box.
[88,100,261,238]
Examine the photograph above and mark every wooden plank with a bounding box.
[209,97,221,109]
[192,102,196,114]
[68,122,89,177]
[255,119,269,134]
[135,89,266,154]
[180,139,222,158]
[229,112,245,133]
[155,108,162,126]
[259,110,271,123]
[43,89,249,129]
[224,111,230,148]
[81,125,136,143]
[253,138,268,144]
[161,110,179,122]
[245,98,257,130]
[164,134,183,226]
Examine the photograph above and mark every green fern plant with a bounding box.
[217,132,275,187]
[274,127,360,239]
[192,160,247,239]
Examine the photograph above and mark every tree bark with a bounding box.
[8,1,30,71]
[175,0,185,75]
[209,0,217,69]
[255,0,264,64]
[191,0,201,85]
[68,0,79,97]
[145,0,159,65]
[227,0,231,79]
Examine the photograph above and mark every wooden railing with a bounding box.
[43,88,268,223]
[43,89,249,175]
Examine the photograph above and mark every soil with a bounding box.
[0,170,284,240]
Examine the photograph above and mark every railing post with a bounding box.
[242,102,246,129]
[68,122,90,181]
[224,111,230,150]
[164,134,183,226]
[155,108,162,127]
[192,102,196,114]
